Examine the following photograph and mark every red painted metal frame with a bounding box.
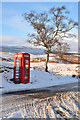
[13,52,30,84]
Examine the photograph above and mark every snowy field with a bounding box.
[31,62,79,76]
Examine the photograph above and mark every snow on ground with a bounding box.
[0,61,79,94]
[31,62,78,76]
[1,91,79,119]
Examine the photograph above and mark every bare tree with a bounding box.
[23,6,78,72]
[56,42,70,63]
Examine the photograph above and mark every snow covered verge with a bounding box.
[0,61,79,94]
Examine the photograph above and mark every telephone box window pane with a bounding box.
[25,65,28,68]
[15,72,19,74]
[25,76,28,79]
[16,76,19,79]
[25,60,28,64]
[25,80,28,82]
[25,71,28,75]
[25,68,28,70]
[15,74,19,76]
[15,79,20,82]
[25,61,28,64]
[16,66,19,68]
[16,64,19,66]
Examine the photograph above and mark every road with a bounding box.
[0,82,80,119]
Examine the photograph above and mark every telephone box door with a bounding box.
[14,57,22,84]
[24,57,30,83]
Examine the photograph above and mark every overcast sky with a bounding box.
[1,2,78,52]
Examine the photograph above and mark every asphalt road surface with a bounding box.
[1,82,80,101]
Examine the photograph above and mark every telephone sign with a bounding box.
[13,52,30,84]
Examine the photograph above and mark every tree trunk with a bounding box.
[45,49,49,72]
[59,54,63,63]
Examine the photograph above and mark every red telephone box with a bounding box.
[13,52,30,84]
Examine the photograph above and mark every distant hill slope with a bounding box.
[0,45,45,55]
